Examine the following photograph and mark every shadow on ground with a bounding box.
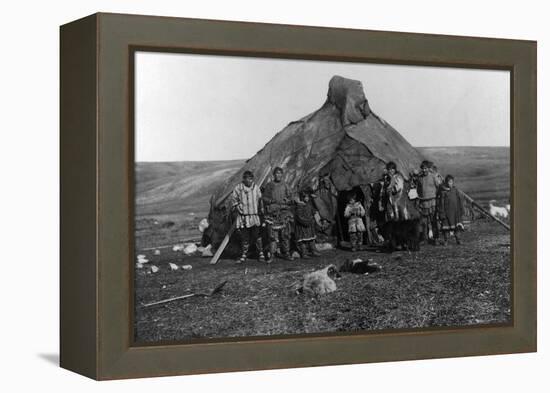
[38,353,59,366]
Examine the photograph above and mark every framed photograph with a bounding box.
[60,13,536,380]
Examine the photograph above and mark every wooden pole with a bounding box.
[142,293,196,308]
[334,195,345,247]
[142,281,227,307]
[139,237,202,252]
[458,189,510,231]
[209,223,236,265]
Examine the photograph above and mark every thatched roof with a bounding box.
[210,75,424,208]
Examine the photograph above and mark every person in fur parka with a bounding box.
[294,189,321,259]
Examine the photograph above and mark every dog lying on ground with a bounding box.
[339,258,382,274]
[292,264,341,296]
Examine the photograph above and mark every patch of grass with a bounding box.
[134,220,511,343]
[418,146,510,205]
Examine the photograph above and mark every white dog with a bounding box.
[294,265,341,296]
[489,200,509,219]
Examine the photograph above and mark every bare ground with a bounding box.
[134,220,511,343]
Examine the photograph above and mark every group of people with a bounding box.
[408,160,465,245]
[230,167,320,263]
[330,159,465,252]
[380,159,465,246]
[230,160,465,263]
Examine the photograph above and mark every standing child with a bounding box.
[294,189,321,259]
[344,193,366,252]
[230,171,265,263]
[438,175,464,245]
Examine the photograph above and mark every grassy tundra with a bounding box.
[133,146,511,342]
[134,146,510,249]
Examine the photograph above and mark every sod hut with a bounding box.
[203,75,425,250]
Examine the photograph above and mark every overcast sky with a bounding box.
[135,51,510,162]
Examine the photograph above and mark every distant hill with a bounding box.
[419,146,510,204]
[135,160,244,216]
[135,146,509,220]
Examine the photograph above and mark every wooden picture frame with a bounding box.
[60,12,536,380]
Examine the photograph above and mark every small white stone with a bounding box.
[316,242,334,251]
[198,218,209,233]
[154,249,161,256]
[169,263,179,271]
[183,243,198,255]
[201,244,213,257]
[150,265,159,273]
[181,265,193,270]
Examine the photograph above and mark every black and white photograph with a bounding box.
[3,0,546,387]
[133,51,511,343]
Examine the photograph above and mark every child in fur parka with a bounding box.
[344,193,366,252]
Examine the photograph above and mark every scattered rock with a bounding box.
[291,251,301,259]
[198,218,209,233]
[183,243,198,255]
[137,255,149,264]
[181,265,193,270]
[201,244,213,257]
[136,263,143,269]
[154,249,161,256]
[316,242,334,251]
[172,244,184,252]
[169,263,179,271]
[150,265,159,273]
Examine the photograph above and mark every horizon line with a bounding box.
[135,145,510,163]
